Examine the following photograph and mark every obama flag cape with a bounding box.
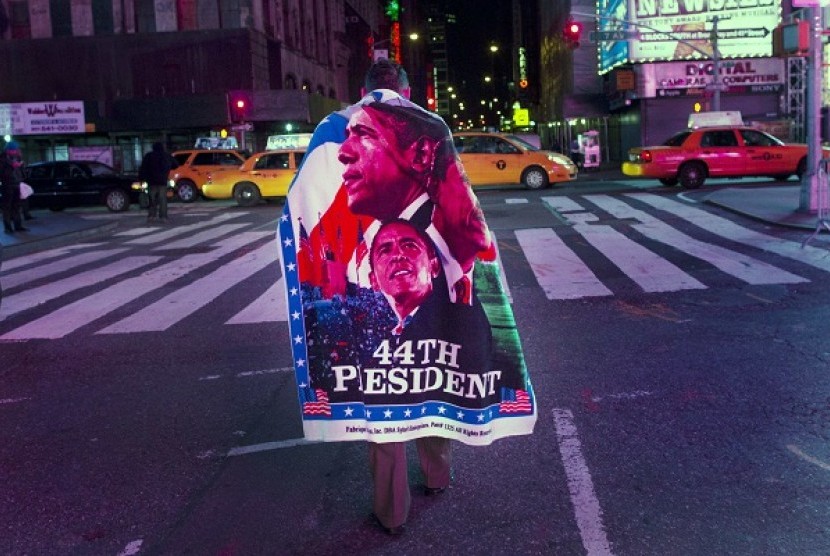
[277,89,536,446]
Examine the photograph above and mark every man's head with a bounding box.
[338,102,452,219]
[369,219,440,317]
[4,140,22,168]
[362,58,410,99]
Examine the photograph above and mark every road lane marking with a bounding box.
[157,223,250,250]
[553,408,614,556]
[628,193,830,272]
[588,195,808,285]
[787,444,830,472]
[515,228,612,300]
[227,278,287,324]
[569,211,707,293]
[1,232,270,340]
[126,212,245,245]
[542,195,586,213]
[0,397,31,405]
[98,240,276,333]
[227,437,322,457]
[0,256,162,321]
[0,243,105,271]
[117,539,143,556]
[1,248,129,289]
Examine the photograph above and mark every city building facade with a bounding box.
[0,0,386,172]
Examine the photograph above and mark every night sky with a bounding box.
[447,0,514,126]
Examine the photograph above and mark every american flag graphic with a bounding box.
[302,387,331,416]
[354,220,368,268]
[499,388,532,414]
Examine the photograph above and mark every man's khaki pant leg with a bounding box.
[368,441,410,529]
[416,436,451,489]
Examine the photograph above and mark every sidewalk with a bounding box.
[0,210,119,259]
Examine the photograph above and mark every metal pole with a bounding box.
[799,7,822,213]
[711,17,721,112]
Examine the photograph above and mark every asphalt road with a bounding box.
[2,180,830,555]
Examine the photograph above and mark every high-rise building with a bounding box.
[0,0,387,169]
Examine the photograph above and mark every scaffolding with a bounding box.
[787,56,807,142]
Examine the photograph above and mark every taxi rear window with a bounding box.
[663,131,692,147]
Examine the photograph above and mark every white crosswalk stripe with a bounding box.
[568,210,707,293]
[1,232,270,340]
[532,194,817,300]
[587,195,808,285]
[226,279,287,324]
[516,228,613,300]
[127,212,246,245]
[98,240,277,334]
[2,248,129,289]
[0,255,162,321]
[2,193,828,339]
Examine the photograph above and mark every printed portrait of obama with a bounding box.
[328,219,504,408]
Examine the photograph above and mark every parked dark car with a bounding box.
[24,160,140,212]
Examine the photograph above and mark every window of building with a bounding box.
[135,0,156,32]
[91,0,114,34]
[49,0,72,36]
[9,0,31,39]
[284,74,298,89]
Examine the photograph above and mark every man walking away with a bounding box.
[1,141,28,234]
[139,142,177,223]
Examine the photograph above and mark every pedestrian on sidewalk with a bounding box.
[139,142,177,223]
[1,141,29,234]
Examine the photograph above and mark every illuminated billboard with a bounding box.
[598,0,781,74]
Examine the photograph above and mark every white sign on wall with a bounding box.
[638,58,784,98]
[0,101,86,135]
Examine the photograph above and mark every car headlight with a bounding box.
[168,179,175,188]
[547,153,573,166]
[132,181,148,191]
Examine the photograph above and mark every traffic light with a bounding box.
[228,90,252,123]
[563,18,583,48]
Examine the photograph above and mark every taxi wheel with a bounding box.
[176,180,198,203]
[234,182,262,207]
[522,166,549,190]
[104,188,130,212]
[678,162,706,189]
[658,177,678,186]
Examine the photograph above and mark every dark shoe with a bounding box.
[14,226,29,232]
[371,513,405,536]
[4,228,14,234]
[424,486,446,496]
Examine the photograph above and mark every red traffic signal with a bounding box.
[563,18,583,48]
[228,90,252,123]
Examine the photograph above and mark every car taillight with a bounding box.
[205,171,213,183]
[639,150,653,163]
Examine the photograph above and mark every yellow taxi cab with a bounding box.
[170,149,247,202]
[201,149,305,206]
[622,126,820,189]
[452,132,577,189]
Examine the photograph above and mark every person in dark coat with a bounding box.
[1,141,27,234]
[138,142,177,222]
